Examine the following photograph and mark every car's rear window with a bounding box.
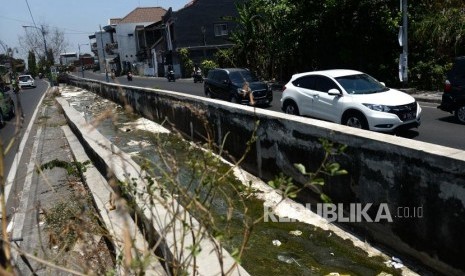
[19,76,31,81]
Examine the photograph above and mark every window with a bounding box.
[216,71,229,83]
[293,76,316,89]
[314,76,339,93]
[214,24,228,36]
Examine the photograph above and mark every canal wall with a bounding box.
[69,77,465,275]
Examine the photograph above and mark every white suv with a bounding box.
[280,69,421,132]
[18,74,36,88]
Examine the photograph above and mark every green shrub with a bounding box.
[201,60,218,76]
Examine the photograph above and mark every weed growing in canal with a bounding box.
[13,81,359,275]
[37,159,91,177]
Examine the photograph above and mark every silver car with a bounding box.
[18,74,36,88]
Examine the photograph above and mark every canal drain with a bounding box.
[60,85,407,276]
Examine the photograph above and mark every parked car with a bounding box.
[18,74,35,88]
[204,68,273,106]
[0,89,15,127]
[438,56,465,124]
[280,69,422,132]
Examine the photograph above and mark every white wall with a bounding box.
[116,22,153,72]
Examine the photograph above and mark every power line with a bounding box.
[24,0,40,37]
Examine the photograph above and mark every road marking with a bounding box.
[8,107,45,261]
[3,84,49,216]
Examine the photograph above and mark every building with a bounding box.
[89,24,119,74]
[89,1,240,78]
[115,7,166,75]
[59,52,78,66]
[160,0,241,76]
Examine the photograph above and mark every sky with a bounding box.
[0,0,189,60]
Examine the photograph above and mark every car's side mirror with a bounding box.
[328,88,342,96]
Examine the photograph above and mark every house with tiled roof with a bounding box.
[115,7,166,73]
[89,7,166,76]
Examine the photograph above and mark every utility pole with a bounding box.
[23,25,53,86]
[399,0,408,84]
[78,43,89,78]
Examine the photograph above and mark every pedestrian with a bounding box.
[110,69,116,81]
[241,82,256,105]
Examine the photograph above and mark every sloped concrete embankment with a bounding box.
[56,97,249,276]
[68,77,465,275]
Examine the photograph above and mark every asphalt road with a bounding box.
[74,71,465,151]
[0,80,48,176]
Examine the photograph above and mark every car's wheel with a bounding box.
[343,112,368,130]
[455,105,465,124]
[205,87,213,98]
[283,101,299,115]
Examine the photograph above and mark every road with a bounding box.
[0,80,48,177]
[74,71,465,151]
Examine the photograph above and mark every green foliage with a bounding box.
[38,159,91,177]
[28,50,38,77]
[228,0,465,89]
[179,48,194,77]
[215,49,235,68]
[409,1,465,89]
[200,59,218,76]
[229,0,400,82]
[410,58,452,90]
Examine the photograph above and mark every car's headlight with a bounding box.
[363,103,391,112]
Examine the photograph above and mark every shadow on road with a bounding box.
[393,129,420,139]
[438,115,464,126]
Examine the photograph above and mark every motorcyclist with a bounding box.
[167,64,175,81]
[193,64,201,76]
[192,64,202,83]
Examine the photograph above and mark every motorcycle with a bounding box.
[127,72,133,81]
[167,70,175,82]
[193,69,203,83]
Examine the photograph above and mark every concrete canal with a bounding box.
[59,85,419,276]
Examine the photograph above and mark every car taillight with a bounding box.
[444,80,451,93]
[282,85,286,91]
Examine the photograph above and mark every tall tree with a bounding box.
[27,50,37,77]
[18,24,69,66]
[409,0,465,89]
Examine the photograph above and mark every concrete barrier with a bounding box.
[69,77,465,275]
[56,95,250,276]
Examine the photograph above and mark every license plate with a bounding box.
[401,112,416,121]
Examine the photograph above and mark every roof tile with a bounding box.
[119,7,166,24]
